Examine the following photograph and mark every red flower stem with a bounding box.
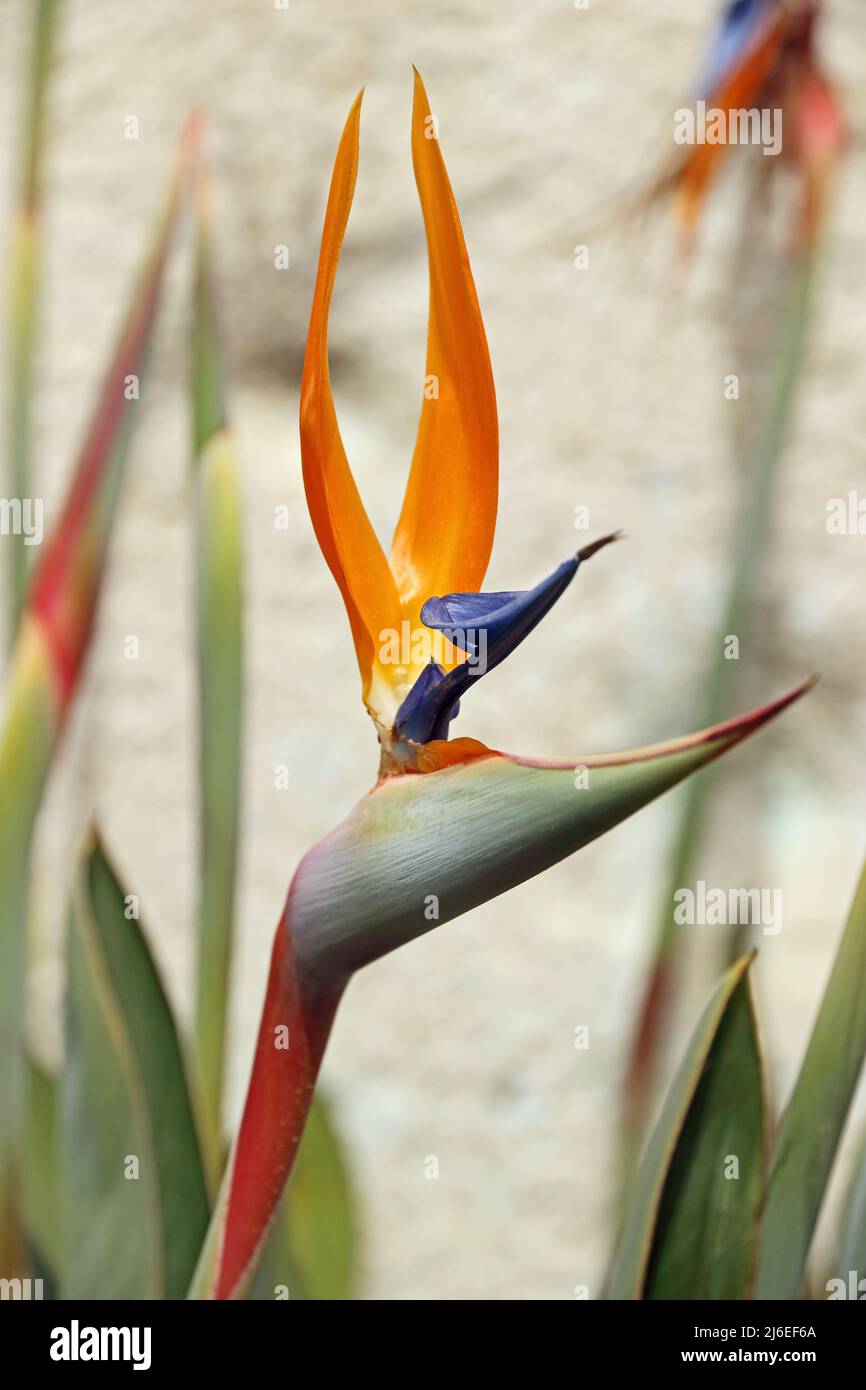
[193,901,345,1299]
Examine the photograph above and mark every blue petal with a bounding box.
[696,0,774,101]
[393,532,620,745]
[419,591,524,657]
[422,559,578,667]
[392,661,460,742]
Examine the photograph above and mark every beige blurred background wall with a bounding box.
[1,0,864,1298]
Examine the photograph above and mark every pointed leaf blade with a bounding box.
[754,852,866,1299]
[61,836,210,1298]
[607,954,765,1299]
[28,119,196,712]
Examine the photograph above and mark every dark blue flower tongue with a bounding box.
[393,532,621,745]
[392,661,460,743]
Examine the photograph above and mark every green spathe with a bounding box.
[290,685,811,980]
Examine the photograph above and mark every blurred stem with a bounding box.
[6,0,60,638]
[619,245,817,1191]
[191,163,243,1180]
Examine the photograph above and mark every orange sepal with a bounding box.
[299,92,402,696]
[389,69,499,630]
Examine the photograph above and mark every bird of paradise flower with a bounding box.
[657,0,845,245]
[190,71,812,1299]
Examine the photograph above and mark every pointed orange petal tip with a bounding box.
[299,85,402,712]
[388,66,498,619]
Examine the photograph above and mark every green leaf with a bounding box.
[0,123,195,1270]
[607,954,766,1299]
[754,853,866,1300]
[837,1129,866,1290]
[190,165,244,1166]
[22,1058,60,1288]
[61,834,210,1299]
[286,1091,357,1298]
[253,1091,358,1300]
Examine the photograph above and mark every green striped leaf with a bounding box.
[22,1058,60,1290]
[61,835,210,1299]
[0,122,195,1271]
[754,853,866,1299]
[608,954,766,1299]
[836,1130,866,1295]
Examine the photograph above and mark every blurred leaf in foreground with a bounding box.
[190,149,244,1172]
[0,118,196,1274]
[60,835,210,1299]
[5,0,61,633]
[836,1129,866,1295]
[22,1057,59,1291]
